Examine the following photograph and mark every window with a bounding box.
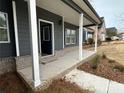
[65,29,76,45]
[43,26,50,41]
[0,12,10,43]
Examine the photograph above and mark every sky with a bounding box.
[90,0,124,31]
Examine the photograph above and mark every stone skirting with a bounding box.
[0,57,16,75]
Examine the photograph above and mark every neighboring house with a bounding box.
[98,17,106,41]
[118,32,124,40]
[0,0,102,88]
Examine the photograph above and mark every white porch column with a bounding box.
[63,16,65,49]
[95,25,98,52]
[28,0,41,87]
[79,13,83,61]
[86,29,88,41]
[12,1,20,56]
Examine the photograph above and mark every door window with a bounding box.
[43,26,50,41]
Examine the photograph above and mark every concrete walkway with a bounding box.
[65,69,124,93]
[18,50,95,87]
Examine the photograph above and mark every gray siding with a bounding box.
[64,22,79,47]
[83,30,87,42]
[0,0,16,58]
[37,7,63,50]
[15,1,63,56]
[16,0,31,56]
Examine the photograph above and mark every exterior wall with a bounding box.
[37,7,63,50]
[64,22,79,47]
[0,57,16,75]
[16,0,31,56]
[15,1,64,56]
[0,0,16,58]
[83,30,87,42]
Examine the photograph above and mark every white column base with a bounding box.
[33,79,41,87]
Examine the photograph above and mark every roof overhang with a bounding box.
[35,0,101,26]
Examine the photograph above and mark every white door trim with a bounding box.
[38,19,55,57]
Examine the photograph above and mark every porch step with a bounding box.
[40,56,58,64]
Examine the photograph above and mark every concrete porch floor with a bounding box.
[17,49,96,88]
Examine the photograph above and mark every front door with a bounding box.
[40,21,52,56]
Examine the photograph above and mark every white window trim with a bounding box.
[43,26,50,41]
[0,12,10,43]
[65,28,76,45]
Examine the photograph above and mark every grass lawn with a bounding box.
[97,42,124,65]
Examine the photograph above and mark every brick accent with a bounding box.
[0,57,16,75]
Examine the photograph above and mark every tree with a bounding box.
[106,27,117,38]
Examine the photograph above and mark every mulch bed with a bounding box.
[0,72,32,93]
[0,72,93,93]
[78,56,124,84]
[37,79,93,93]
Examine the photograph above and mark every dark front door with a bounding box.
[40,22,52,56]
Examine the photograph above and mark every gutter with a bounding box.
[83,0,102,23]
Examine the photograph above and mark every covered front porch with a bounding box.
[12,0,101,88]
[17,48,96,88]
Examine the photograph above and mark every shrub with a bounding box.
[88,38,94,45]
[114,65,124,73]
[108,59,115,63]
[102,53,106,59]
[91,55,100,69]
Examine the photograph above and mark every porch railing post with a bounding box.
[95,25,98,52]
[28,0,41,87]
[12,1,20,57]
[79,13,83,61]
[86,29,88,41]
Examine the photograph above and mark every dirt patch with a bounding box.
[0,72,32,93]
[0,72,93,93]
[37,79,93,93]
[78,55,124,84]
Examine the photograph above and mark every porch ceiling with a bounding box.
[72,0,101,24]
[36,0,99,26]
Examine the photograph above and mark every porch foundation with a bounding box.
[15,47,96,90]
